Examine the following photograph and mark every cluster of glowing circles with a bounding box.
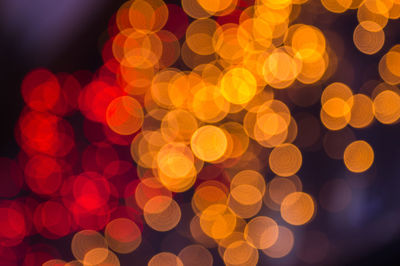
[7,0,400,264]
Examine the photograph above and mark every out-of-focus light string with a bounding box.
[1,0,400,265]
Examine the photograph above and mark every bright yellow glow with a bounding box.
[191,125,228,162]
[220,67,257,105]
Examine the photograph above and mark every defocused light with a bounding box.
[244,216,279,249]
[148,252,183,266]
[191,125,228,162]
[343,140,374,173]
[269,144,302,177]
[281,192,315,225]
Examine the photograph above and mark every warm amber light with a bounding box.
[269,144,302,177]
[343,140,374,173]
[191,125,228,162]
[281,192,315,225]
